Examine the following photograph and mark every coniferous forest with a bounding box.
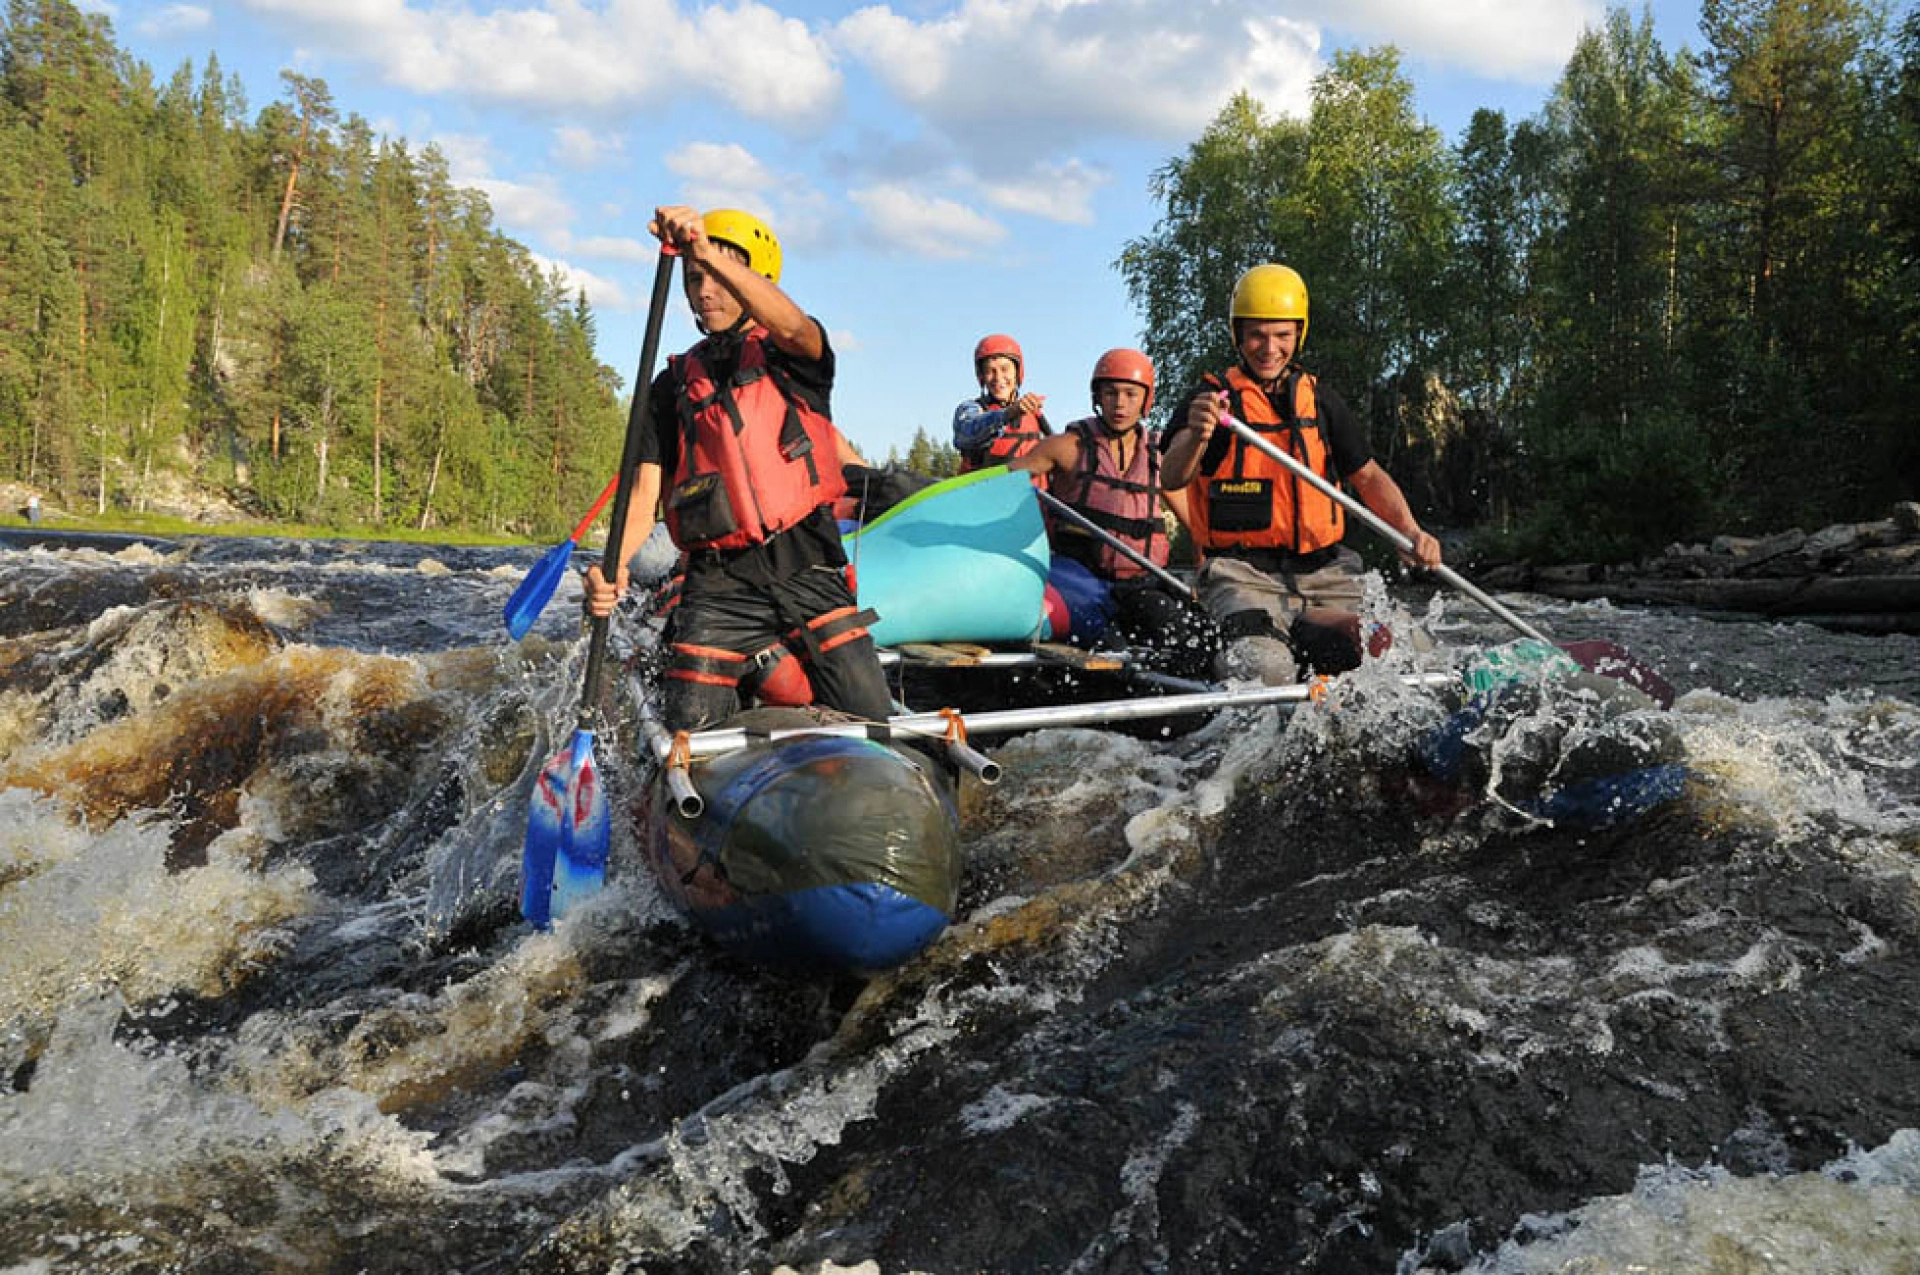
[1124,3,1920,560]
[0,0,624,539]
[3,1,1917,555]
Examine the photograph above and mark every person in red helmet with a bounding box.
[584,205,892,731]
[1011,348,1218,680]
[952,333,1050,471]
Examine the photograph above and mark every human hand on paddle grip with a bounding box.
[583,563,626,618]
[649,204,710,258]
[1008,391,1045,422]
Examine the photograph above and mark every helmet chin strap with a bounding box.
[696,313,753,340]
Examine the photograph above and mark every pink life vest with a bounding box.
[1046,416,1168,580]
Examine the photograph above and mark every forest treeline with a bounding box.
[0,0,624,538]
[1123,2,1920,560]
[4,1,1916,556]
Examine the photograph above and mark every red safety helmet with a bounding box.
[973,334,1023,385]
[1090,347,1155,417]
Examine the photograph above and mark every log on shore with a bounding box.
[1476,502,1920,634]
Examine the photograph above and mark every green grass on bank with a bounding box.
[0,508,531,547]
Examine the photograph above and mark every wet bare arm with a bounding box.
[1345,461,1442,568]
[651,204,821,360]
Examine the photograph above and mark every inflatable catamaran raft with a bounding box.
[535,469,1686,974]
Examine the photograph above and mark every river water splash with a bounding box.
[0,529,1916,1274]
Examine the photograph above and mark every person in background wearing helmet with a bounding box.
[953,334,1050,472]
[584,205,892,730]
[1010,349,1219,681]
[1161,263,1442,685]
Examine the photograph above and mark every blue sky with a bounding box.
[95,0,1706,466]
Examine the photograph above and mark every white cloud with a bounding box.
[848,184,1005,259]
[835,0,1600,162]
[431,133,579,240]
[470,176,577,236]
[663,142,834,255]
[665,141,780,211]
[430,131,497,183]
[836,0,1320,158]
[235,0,843,125]
[1306,0,1602,81]
[528,252,632,311]
[977,158,1111,226]
[139,4,211,38]
[553,125,624,170]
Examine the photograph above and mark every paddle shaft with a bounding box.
[659,672,1457,760]
[568,476,620,546]
[1036,487,1196,601]
[579,249,678,725]
[1217,414,1549,643]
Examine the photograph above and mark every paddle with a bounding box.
[522,246,677,928]
[1035,487,1197,602]
[503,475,619,640]
[1217,412,1675,707]
[658,671,1461,768]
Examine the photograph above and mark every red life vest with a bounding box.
[664,326,847,552]
[1047,416,1168,580]
[1183,366,1345,554]
[957,398,1051,472]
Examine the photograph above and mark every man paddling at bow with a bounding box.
[1160,263,1442,684]
[1011,348,1218,680]
[583,206,892,731]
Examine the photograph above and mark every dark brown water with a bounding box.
[1,528,1916,1274]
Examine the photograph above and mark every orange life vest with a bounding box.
[664,326,847,552]
[1047,417,1167,580]
[957,399,1051,472]
[1184,366,1345,554]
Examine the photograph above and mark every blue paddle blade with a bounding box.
[504,537,578,640]
[522,727,608,927]
[553,732,610,919]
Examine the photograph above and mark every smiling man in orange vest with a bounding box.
[1161,263,1442,684]
[584,206,892,730]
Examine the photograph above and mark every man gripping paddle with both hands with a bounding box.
[583,205,892,732]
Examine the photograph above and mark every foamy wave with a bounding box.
[1679,690,1920,836]
[1422,1129,1920,1274]
[0,800,312,1045]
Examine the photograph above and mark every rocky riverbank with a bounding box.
[1477,502,1920,634]
[2,475,255,528]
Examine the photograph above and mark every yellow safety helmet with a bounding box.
[702,208,782,284]
[1229,263,1309,347]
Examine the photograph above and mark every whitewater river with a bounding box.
[0,528,1916,1274]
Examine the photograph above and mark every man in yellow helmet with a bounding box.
[1161,263,1442,684]
[585,205,891,730]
